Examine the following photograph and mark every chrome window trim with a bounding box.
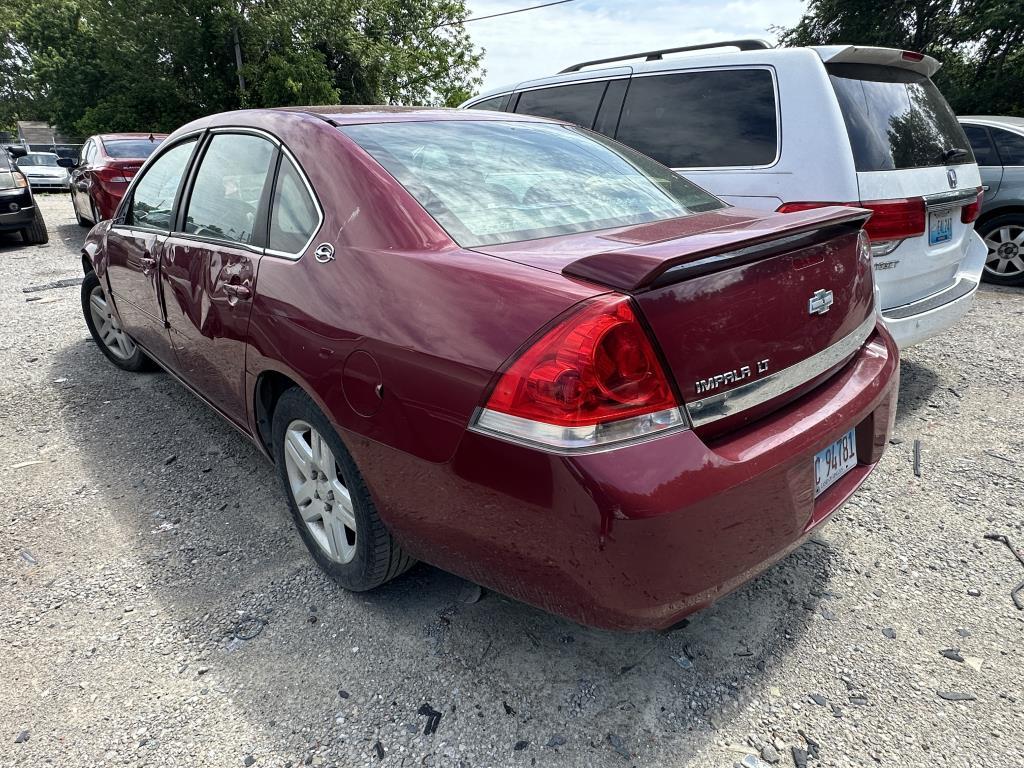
[685,314,876,427]
[264,144,325,261]
[924,188,982,210]
[627,64,782,171]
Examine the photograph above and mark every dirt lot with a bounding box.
[2,194,1023,768]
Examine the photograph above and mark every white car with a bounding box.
[15,151,71,191]
[463,42,987,349]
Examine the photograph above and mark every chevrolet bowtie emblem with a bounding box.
[809,289,834,315]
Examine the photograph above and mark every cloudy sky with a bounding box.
[463,0,808,92]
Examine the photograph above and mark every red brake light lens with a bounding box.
[961,187,984,223]
[901,50,925,62]
[96,166,129,183]
[858,198,926,241]
[472,295,683,450]
[776,202,837,214]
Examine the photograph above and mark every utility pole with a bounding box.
[233,26,246,93]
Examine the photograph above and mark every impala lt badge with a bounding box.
[809,288,834,315]
[695,358,770,394]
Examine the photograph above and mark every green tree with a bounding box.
[778,0,1024,115]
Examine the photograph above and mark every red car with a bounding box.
[80,107,898,630]
[69,132,167,225]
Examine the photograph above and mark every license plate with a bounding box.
[928,208,953,246]
[814,429,857,497]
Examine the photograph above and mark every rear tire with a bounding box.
[978,214,1024,286]
[272,387,415,591]
[20,207,48,245]
[81,271,154,372]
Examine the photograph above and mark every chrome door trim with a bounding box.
[685,314,876,427]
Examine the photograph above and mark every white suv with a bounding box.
[463,41,987,348]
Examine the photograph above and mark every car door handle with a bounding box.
[139,255,157,274]
[223,283,252,300]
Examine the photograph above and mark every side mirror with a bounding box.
[57,157,76,168]
[5,145,27,159]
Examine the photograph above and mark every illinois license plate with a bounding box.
[814,429,857,497]
[928,208,953,245]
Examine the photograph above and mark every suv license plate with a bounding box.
[814,429,857,497]
[928,208,953,245]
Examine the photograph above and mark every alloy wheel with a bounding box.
[283,420,357,564]
[88,285,137,360]
[983,225,1024,278]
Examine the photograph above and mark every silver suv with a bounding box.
[960,116,1024,286]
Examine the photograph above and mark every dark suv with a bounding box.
[0,147,48,244]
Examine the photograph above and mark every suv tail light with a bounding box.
[778,198,925,256]
[470,294,685,451]
[901,50,925,62]
[961,187,984,223]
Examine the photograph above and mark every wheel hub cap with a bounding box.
[984,225,1024,277]
[89,286,137,360]
[283,420,357,564]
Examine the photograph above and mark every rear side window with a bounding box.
[467,95,508,112]
[963,125,999,166]
[269,156,320,254]
[127,139,197,229]
[615,69,778,168]
[184,133,275,245]
[991,127,1024,166]
[828,63,973,171]
[513,81,607,128]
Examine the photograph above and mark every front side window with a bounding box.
[184,133,275,245]
[126,139,197,230]
[615,69,779,168]
[269,156,320,253]
[513,81,607,128]
[467,95,508,112]
[991,127,1024,166]
[962,125,998,166]
[828,63,973,171]
[340,120,724,247]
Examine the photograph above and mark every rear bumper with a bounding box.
[349,324,900,630]
[880,231,986,348]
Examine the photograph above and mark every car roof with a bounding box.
[96,132,169,140]
[959,115,1024,131]
[271,105,560,125]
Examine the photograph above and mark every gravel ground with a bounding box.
[2,194,1023,768]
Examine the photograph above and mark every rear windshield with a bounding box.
[340,120,724,247]
[18,154,61,167]
[103,138,163,159]
[828,63,973,171]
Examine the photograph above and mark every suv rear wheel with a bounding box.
[979,214,1024,286]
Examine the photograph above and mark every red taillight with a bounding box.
[901,50,925,62]
[96,166,129,184]
[473,295,683,450]
[775,202,836,214]
[858,197,926,241]
[961,187,984,223]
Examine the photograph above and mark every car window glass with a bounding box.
[126,139,197,230]
[467,95,508,111]
[269,156,319,253]
[991,127,1024,166]
[81,140,94,165]
[828,63,972,171]
[616,69,778,168]
[184,133,275,245]
[514,81,607,128]
[105,139,164,159]
[341,120,725,247]
[962,125,998,166]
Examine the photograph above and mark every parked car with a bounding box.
[16,151,70,191]
[464,41,988,348]
[66,133,166,226]
[80,107,898,630]
[959,116,1024,286]
[0,147,48,244]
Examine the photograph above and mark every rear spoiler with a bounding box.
[561,207,871,292]
[811,45,941,77]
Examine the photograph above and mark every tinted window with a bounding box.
[514,81,607,128]
[81,140,95,165]
[615,70,778,168]
[127,139,197,229]
[828,63,972,171]
[184,134,275,245]
[467,95,508,112]
[340,120,724,247]
[963,125,999,166]
[104,138,164,159]
[269,156,319,253]
[991,126,1024,166]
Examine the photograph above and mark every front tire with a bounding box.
[978,214,1024,286]
[20,207,48,245]
[272,387,414,591]
[81,271,153,371]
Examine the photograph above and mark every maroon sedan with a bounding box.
[79,107,898,630]
[69,132,167,225]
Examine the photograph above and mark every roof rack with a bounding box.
[559,39,773,73]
